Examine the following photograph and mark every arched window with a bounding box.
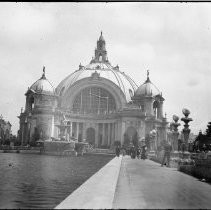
[28,96,34,112]
[72,87,116,114]
[153,100,160,118]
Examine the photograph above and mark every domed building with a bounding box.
[18,33,168,149]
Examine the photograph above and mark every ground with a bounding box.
[113,156,211,209]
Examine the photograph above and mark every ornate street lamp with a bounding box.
[171,115,181,151]
[149,129,157,152]
[181,108,193,152]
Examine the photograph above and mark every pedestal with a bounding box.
[172,131,179,152]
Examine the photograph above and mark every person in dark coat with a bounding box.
[136,147,141,159]
[141,145,147,160]
[130,146,136,159]
[115,145,121,157]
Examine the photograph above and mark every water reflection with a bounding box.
[0,153,113,209]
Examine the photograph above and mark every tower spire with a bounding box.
[91,32,108,63]
[41,66,46,79]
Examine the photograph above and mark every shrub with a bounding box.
[178,163,211,182]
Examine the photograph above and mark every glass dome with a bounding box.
[56,63,138,102]
[56,32,138,102]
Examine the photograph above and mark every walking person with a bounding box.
[141,144,147,160]
[115,145,121,157]
[122,147,126,156]
[161,141,172,167]
[130,145,136,159]
[136,147,141,159]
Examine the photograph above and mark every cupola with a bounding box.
[29,66,55,95]
[135,70,161,97]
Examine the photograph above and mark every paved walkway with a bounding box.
[113,156,211,209]
[56,155,211,209]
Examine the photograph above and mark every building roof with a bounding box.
[56,33,138,102]
[135,70,161,97]
[29,67,55,95]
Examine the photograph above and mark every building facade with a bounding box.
[0,115,12,144]
[18,33,168,148]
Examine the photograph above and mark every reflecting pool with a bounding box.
[0,153,113,209]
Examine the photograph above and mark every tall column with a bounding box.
[115,122,118,142]
[95,123,98,147]
[76,122,79,142]
[21,123,24,145]
[110,123,113,147]
[81,123,84,141]
[159,101,164,118]
[105,123,108,146]
[112,123,115,146]
[65,125,67,141]
[102,123,105,145]
[108,123,111,146]
[83,122,87,140]
[70,122,73,137]
[121,121,126,145]
[51,115,54,137]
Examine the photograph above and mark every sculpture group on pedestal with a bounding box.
[181,108,193,152]
[167,108,193,154]
[170,115,180,151]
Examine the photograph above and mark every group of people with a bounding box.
[115,140,173,168]
[115,145,147,160]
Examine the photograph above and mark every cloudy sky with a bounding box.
[0,2,211,135]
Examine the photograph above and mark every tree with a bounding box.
[206,122,211,137]
[194,130,206,151]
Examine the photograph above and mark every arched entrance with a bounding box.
[86,127,95,145]
[123,126,138,147]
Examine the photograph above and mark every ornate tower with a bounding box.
[91,31,109,63]
[18,67,57,145]
[132,71,164,118]
[132,71,167,147]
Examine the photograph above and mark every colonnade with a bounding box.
[58,121,116,148]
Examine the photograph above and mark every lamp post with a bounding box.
[149,129,157,152]
[181,108,193,152]
[171,115,181,152]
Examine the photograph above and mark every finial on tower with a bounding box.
[145,70,150,83]
[99,31,105,42]
[41,66,46,79]
[79,63,84,70]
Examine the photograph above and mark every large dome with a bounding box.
[56,33,138,102]
[56,63,138,102]
[30,67,55,95]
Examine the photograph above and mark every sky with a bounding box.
[0,2,211,135]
